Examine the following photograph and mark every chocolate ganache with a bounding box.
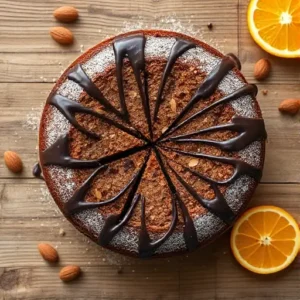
[38,32,267,258]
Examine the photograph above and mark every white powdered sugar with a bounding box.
[44,106,70,148]
[225,175,256,213]
[145,37,176,58]
[239,141,262,168]
[82,46,115,77]
[41,34,264,255]
[58,80,83,101]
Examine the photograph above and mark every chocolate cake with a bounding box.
[38,30,267,258]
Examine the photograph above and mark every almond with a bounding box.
[170,98,177,113]
[59,265,81,282]
[38,243,59,262]
[53,6,79,23]
[50,27,74,45]
[188,158,199,167]
[4,151,23,173]
[254,58,271,80]
[278,98,300,115]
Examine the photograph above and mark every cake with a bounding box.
[38,30,267,258]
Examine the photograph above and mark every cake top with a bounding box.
[39,30,266,258]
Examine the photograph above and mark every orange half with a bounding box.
[248,0,300,57]
[231,206,300,274]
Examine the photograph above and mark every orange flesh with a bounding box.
[234,209,299,270]
[249,0,300,56]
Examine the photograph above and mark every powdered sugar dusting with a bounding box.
[23,107,42,131]
[225,175,256,213]
[194,212,225,241]
[230,95,258,118]
[119,14,226,53]
[82,46,115,77]
[239,141,262,168]
[48,166,76,202]
[145,37,176,58]
[44,106,70,148]
[58,80,83,101]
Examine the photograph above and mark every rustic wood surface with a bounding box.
[1,0,300,299]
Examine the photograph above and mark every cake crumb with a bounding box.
[207,22,213,30]
[262,89,268,96]
[59,228,65,236]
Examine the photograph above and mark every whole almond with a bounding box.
[59,265,81,282]
[254,58,271,80]
[53,6,79,23]
[50,27,74,45]
[38,243,59,262]
[278,98,300,115]
[4,151,23,173]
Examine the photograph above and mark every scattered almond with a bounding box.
[38,243,59,262]
[53,6,79,23]
[161,126,168,134]
[254,58,271,80]
[50,27,74,45]
[262,89,268,96]
[188,158,199,167]
[278,98,300,115]
[94,189,102,200]
[4,151,23,173]
[170,98,177,113]
[59,265,81,282]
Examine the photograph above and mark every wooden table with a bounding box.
[1,0,300,299]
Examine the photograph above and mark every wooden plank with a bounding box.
[0,53,77,83]
[0,0,238,53]
[238,0,300,85]
[0,265,179,300]
[1,83,300,182]
[1,181,300,298]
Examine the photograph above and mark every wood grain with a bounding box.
[0,0,238,53]
[1,0,300,298]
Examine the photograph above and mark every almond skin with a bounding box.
[53,6,79,23]
[254,58,271,80]
[38,243,59,262]
[278,98,300,115]
[4,151,23,173]
[50,27,74,45]
[59,265,81,282]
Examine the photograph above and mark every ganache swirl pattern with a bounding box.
[40,34,267,258]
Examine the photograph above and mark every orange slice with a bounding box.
[248,0,300,58]
[231,206,300,274]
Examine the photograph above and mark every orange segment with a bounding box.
[231,206,300,274]
[248,0,300,57]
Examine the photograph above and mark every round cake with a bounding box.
[38,30,267,258]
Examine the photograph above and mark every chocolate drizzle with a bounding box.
[47,94,144,140]
[166,161,235,224]
[114,35,153,138]
[167,116,267,152]
[68,64,123,119]
[98,153,149,247]
[161,84,259,139]
[159,53,242,140]
[40,33,267,258]
[41,134,147,168]
[32,162,44,180]
[153,39,196,121]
